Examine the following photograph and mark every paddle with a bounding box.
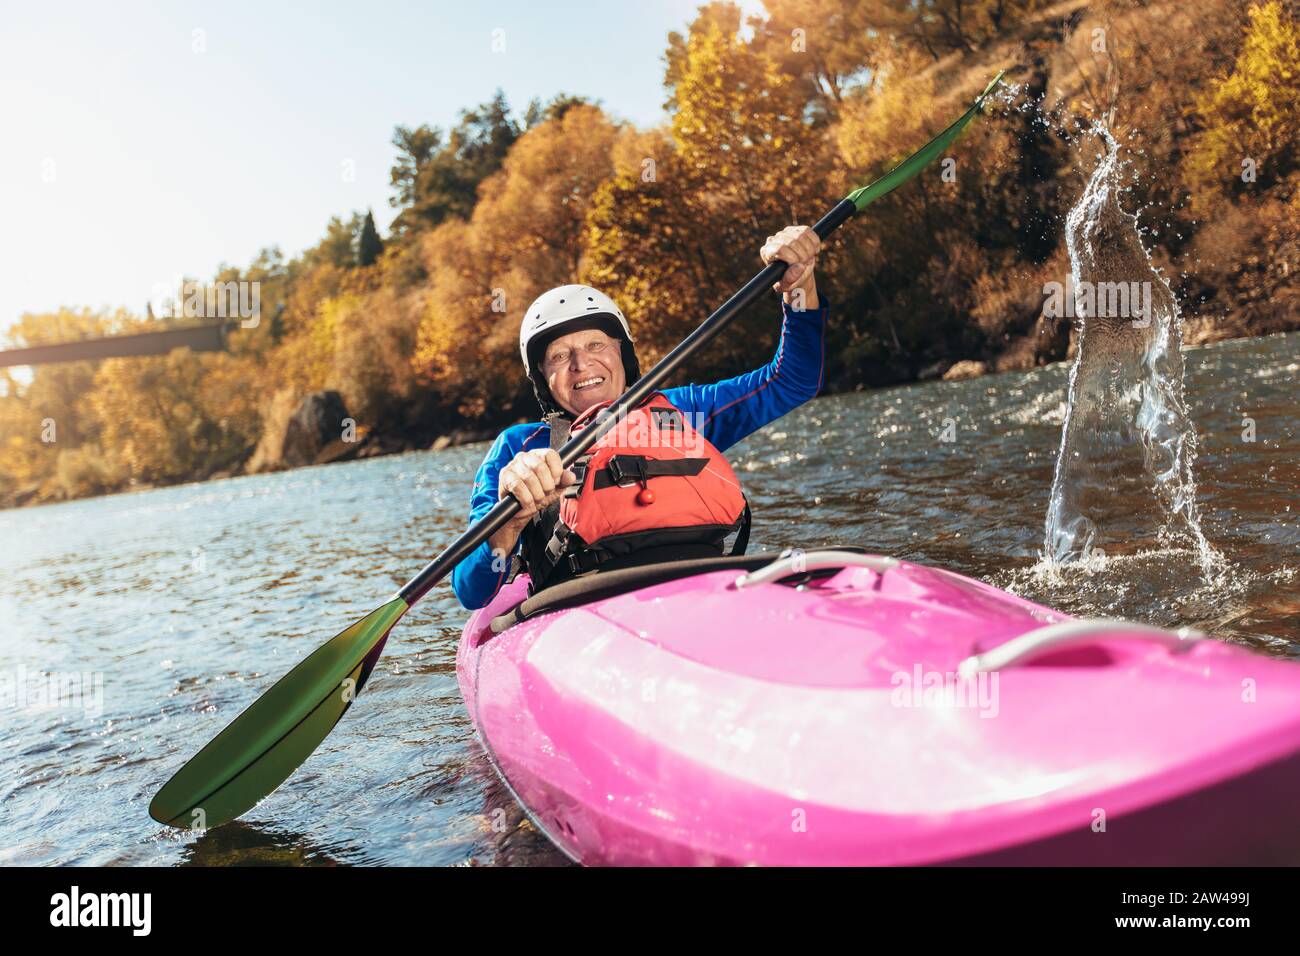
[149,70,1006,831]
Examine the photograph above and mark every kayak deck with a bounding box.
[457,551,1300,865]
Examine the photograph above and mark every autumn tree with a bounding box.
[524,93,597,128]
[412,105,622,419]
[89,348,256,485]
[1184,0,1300,207]
[877,0,1052,58]
[0,310,115,498]
[305,213,366,270]
[748,0,892,125]
[590,3,830,376]
[1,309,119,450]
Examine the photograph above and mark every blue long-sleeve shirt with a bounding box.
[452,298,829,609]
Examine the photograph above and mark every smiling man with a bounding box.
[452,225,827,610]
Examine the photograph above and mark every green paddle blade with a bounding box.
[149,596,409,830]
[846,69,1006,212]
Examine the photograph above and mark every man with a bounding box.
[453,225,825,610]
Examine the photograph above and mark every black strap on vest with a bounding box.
[732,500,752,556]
[593,455,708,489]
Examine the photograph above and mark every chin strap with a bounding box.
[545,412,572,448]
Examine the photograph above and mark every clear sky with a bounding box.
[0,0,760,334]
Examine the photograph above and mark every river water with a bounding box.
[1,331,1296,866]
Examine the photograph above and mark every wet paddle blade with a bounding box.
[846,70,1005,212]
[149,596,409,829]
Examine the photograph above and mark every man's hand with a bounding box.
[487,449,576,559]
[761,225,820,308]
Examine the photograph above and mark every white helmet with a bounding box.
[519,284,640,415]
[519,285,634,372]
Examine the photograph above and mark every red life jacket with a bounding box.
[520,392,750,591]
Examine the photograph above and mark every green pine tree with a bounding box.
[357,209,383,267]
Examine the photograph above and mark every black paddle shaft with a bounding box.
[397,198,858,605]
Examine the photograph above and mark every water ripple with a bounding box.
[0,333,1295,865]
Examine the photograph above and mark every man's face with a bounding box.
[543,328,626,416]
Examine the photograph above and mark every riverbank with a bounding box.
[6,324,1296,512]
[4,0,1296,512]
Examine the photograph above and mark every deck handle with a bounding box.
[732,550,898,589]
[957,620,1206,675]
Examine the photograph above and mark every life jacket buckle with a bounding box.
[544,523,570,563]
[565,455,590,498]
[607,454,647,486]
[565,550,605,575]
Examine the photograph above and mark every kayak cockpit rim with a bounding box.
[486,546,877,635]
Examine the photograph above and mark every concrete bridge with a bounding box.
[0,321,233,368]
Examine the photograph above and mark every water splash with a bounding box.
[1042,126,1220,578]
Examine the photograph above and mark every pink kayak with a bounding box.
[457,549,1300,865]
